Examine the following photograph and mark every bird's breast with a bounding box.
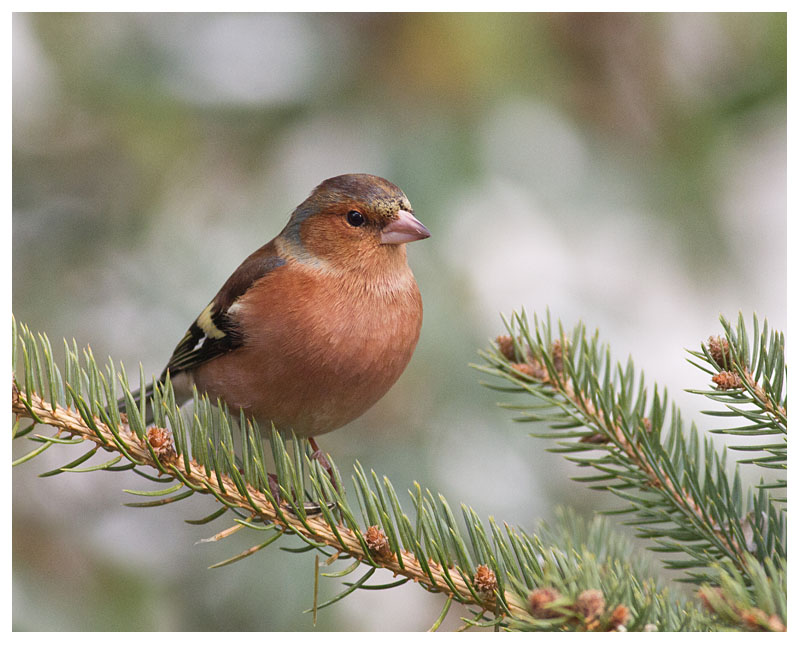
[192,262,423,436]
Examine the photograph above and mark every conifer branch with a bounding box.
[698,556,786,631]
[686,314,786,487]
[475,311,786,586]
[12,383,516,618]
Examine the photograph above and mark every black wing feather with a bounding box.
[160,242,286,380]
[161,311,243,380]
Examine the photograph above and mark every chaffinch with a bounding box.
[143,174,429,440]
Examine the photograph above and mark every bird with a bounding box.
[129,174,430,454]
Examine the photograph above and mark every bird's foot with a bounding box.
[267,472,282,503]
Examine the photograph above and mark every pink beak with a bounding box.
[380,210,431,245]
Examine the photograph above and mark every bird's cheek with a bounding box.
[300,219,352,259]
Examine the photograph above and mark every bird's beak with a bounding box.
[380,210,431,245]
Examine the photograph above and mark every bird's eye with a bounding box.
[346,210,365,227]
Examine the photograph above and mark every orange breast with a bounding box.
[192,260,423,437]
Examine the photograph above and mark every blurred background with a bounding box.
[12,12,786,631]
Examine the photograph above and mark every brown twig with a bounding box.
[498,339,747,568]
[11,386,529,622]
[739,369,787,423]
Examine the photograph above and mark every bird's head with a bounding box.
[278,174,430,272]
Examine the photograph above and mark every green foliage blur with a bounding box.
[12,13,786,631]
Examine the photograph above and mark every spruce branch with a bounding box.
[475,310,786,586]
[698,556,786,631]
[12,383,512,618]
[11,318,708,630]
[686,314,786,488]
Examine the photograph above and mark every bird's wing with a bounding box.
[160,241,286,380]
